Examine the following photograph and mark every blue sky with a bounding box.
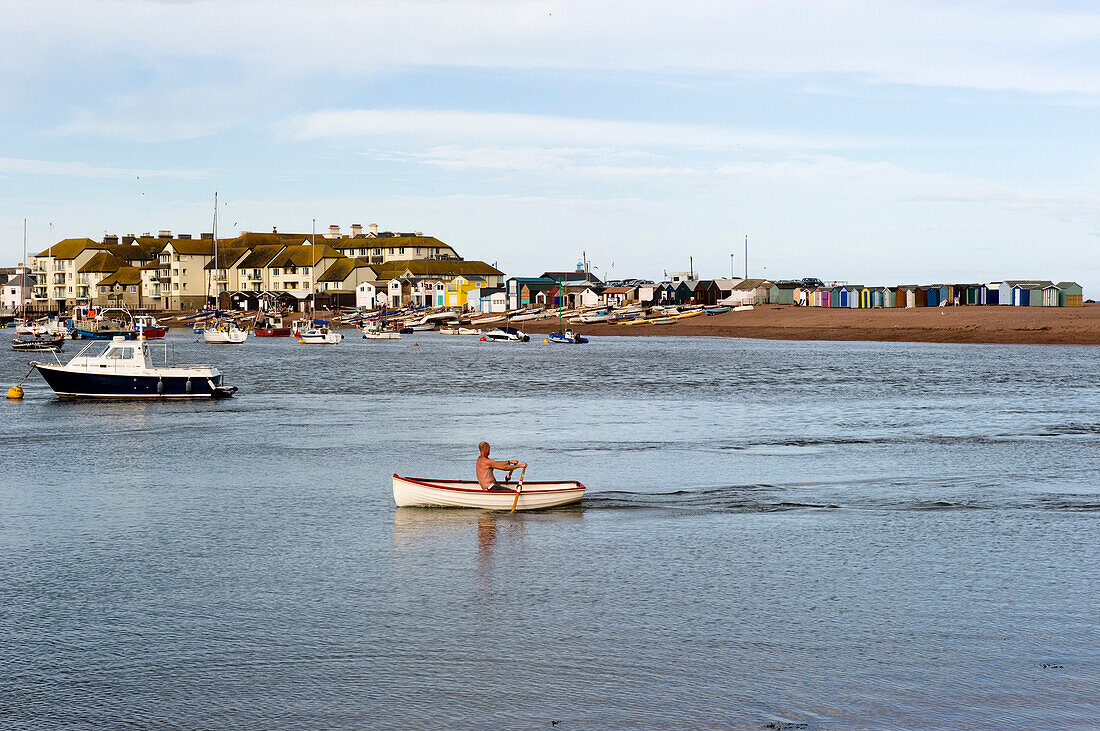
[2,0,1098,292]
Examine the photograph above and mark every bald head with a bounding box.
[478,441,490,456]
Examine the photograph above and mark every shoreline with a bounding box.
[153,303,1100,346]
[517,303,1100,346]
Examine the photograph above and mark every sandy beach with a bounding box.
[520,303,1100,345]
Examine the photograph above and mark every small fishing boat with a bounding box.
[31,335,236,399]
[439,327,459,335]
[133,314,168,338]
[254,315,292,337]
[392,474,586,511]
[457,327,481,335]
[69,306,136,340]
[548,329,588,344]
[734,304,755,311]
[647,316,677,325]
[362,322,401,339]
[705,306,730,315]
[484,326,530,342]
[299,326,343,344]
[510,308,545,322]
[12,332,65,352]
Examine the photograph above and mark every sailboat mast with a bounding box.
[211,192,218,309]
[311,219,316,317]
[22,218,27,323]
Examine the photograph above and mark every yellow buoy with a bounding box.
[543,338,550,343]
[7,385,24,400]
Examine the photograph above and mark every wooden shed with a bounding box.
[1056,281,1083,307]
[1011,284,1031,306]
[981,283,1000,305]
[859,287,873,308]
[921,286,939,307]
[769,282,800,305]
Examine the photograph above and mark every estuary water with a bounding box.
[1,332,1097,729]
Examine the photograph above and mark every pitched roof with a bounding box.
[370,259,503,280]
[96,266,142,287]
[336,235,451,250]
[732,278,770,290]
[203,246,249,269]
[269,243,344,268]
[539,271,604,284]
[79,251,125,273]
[35,238,100,260]
[318,258,370,283]
[236,245,285,268]
[165,238,215,256]
[104,244,153,262]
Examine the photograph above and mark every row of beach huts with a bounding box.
[771,280,1084,308]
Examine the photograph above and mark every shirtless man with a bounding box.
[476,441,526,490]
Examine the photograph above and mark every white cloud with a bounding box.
[3,1,1100,95]
[288,108,868,150]
[0,157,208,180]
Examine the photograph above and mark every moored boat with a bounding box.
[484,326,530,342]
[69,306,136,340]
[254,315,292,337]
[133,314,168,338]
[12,332,65,352]
[299,326,343,344]
[392,474,586,510]
[705,306,731,315]
[457,327,481,335]
[203,319,248,344]
[548,329,588,344]
[30,335,237,399]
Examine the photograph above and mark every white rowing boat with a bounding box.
[392,474,586,510]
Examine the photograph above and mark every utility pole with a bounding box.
[730,253,734,278]
[744,235,748,279]
[689,256,693,279]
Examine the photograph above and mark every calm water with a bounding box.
[1,332,1098,729]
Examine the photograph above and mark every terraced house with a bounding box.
[30,224,499,313]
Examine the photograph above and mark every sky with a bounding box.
[2,0,1098,292]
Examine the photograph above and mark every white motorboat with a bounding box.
[363,330,401,340]
[203,320,248,344]
[31,335,236,399]
[392,475,586,511]
[299,326,343,344]
[457,327,481,335]
[484,326,530,342]
[439,327,458,335]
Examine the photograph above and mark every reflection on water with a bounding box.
[1,334,1097,728]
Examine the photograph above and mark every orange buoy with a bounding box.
[7,385,23,399]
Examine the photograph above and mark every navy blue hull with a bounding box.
[71,329,137,340]
[35,366,234,399]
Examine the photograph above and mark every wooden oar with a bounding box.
[510,465,526,513]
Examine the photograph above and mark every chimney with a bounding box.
[178,233,192,239]
[104,234,119,245]
[272,227,278,234]
[351,223,363,237]
[201,232,214,240]
[369,223,378,235]
[415,231,422,237]
[327,224,340,238]
[158,230,172,239]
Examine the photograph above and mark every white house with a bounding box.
[355,282,387,309]
[2,269,34,313]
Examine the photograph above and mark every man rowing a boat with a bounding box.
[476,441,526,491]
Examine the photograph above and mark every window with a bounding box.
[374,248,381,255]
[416,248,422,255]
[272,268,280,276]
[128,286,137,293]
[398,248,404,255]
